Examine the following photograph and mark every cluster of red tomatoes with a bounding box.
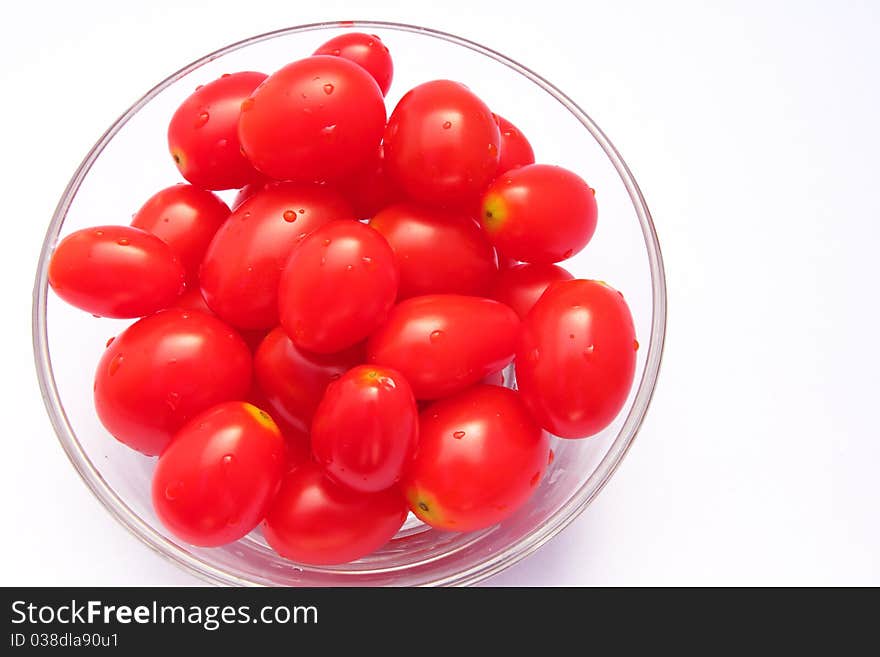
[48,32,637,565]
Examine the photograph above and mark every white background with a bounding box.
[1,0,878,586]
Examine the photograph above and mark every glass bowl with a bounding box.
[32,20,666,586]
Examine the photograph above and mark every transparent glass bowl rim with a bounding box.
[31,19,667,586]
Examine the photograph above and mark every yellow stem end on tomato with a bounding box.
[170,147,187,174]
[243,402,281,435]
[406,486,449,528]
[482,193,508,233]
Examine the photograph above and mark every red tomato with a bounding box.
[263,462,407,565]
[313,32,393,96]
[495,253,520,272]
[490,262,574,319]
[200,182,354,329]
[494,113,535,175]
[384,80,500,206]
[480,367,508,386]
[247,382,311,467]
[94,309,252,456]
[168,288,265,352]
[170,286,215,314]
[230,178,269,211]
[131,184,230,285]
[515,280,637,438]
[239,328,270,354]
[403,385,549,532]
[152,402,285,547]
[238,56,386,183]
[281,427,311,469]
[278,220,398,353]
[312,365,418,492]
[49,226,185,319]
[481,164,597,264]
[254,327,364,435]
[339,146,401,219]
[168,71,267,190]
[367,295,520,400]
[369,202,497,299]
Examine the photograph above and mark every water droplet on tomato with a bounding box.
[195,84,204,91]
[321,124,337,137]
[634,339,640,351]
[563,249,574,259]
[283,210,297,222]
[95,230,104,237]
[323,83,335,95]
[165,391,180,411]
[220,72,231,78]
[584,344,595,357]
[569,333,576,339]
[331,48,341,56]
[222,454,235,467]
[194,111,209,128]
[105,336,115,348]
[379,377,396,391]
[108,354,124,376]
[164,481,183,500]
[361,256,373,265]
[548,450,555,465]
[429,330,444,343]
[442,121,452,129]
[117,238,130,246]
[322,238,331,246]
[453,430,465,439]
[345,264,353,271]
